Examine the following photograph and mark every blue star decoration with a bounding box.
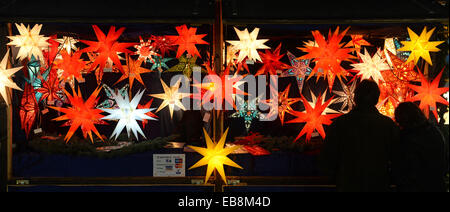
[230,98,262,132]
[279,51,312,95]
[149,56,173,72]
[24,55,51,102]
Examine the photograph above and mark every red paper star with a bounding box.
[287,94,341,143]
[168,25,209,58]
[80,25,136,79]
[192,64,247,110]
[234,132,270,156]
[19,83,39,138]
[137,99,158,129]
[114,55,153,89]
[36,70,61,103]
[256,43,291,76]
[345,35,371,51]
[49,87,106,143]
[298,27,354,91]
[407,69,449,120]
[150,35,176,58]
[134,36,160,63]
[54,51,87,84]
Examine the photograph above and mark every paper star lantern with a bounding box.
[407,69,449,120]
[49,87,106,143]
[80,25,136,77]
[114,55,152,89]
[188,128,243,184]
[54,51,87,85]
[227,27,270,63]
[150,56,172,72]
[150,79,190,118]
[233,132,270,156]
[36,71,61,103]
[7,23,49,62]
[192,64,247,110]
[255,43,291,76]
[351,48,390,84]
[134,36,160,64]
[96,84,129,109]
[307,90,339,115]
[166,55,203,78]
[0,49,23,105]
[279,51,312,95]
[397,27,444,66]
[230,97,261,132]
[298,27,354,91]
[137,99,158,129]
[377,97,397,118]
[345,35,371,51]
[150,35,176,58]
[264,84,301,125]
[19,83,38,137]
[102,90,156,140]
[167,25,209,58]
[332,79,357,113]
[56,36,78,54]
[287,93,341,142]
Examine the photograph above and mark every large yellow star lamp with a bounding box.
[188,128,243,184]
[397,27,444,66]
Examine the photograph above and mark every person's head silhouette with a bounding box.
[354,79,380,108]
[395,102,428,129]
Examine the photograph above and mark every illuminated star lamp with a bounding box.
[307,89,339,115]
[80,25,137,82]
[230,97,262,132]
[351,48,390,84]
[150,56,172,72]
[397,27,444,66]
[344,34,371,52]
[167,25,209,59]
[49,87,106,143]
[255,43,292,76]
[54,51,87,86]
[56,36,78,54]
[36,71,61,103]
[192,64,247,110]
[102,90,157,141]
[264,84,301,125]
[298,27,354,91]
[0,49,23,105]
[7,23,49,63]
[279,51,312,95]
[150,79,191,119]
[166,54,203,78]
[134,36,160,64]
[114,55,153,89]
[287,93,342,143]
[407,69,449,121]
[19,83,39,137]
[227,27,270,63]
[332,80,357,113]
[188,128,243,184]
[150,35,176,58]
[137,99,158,129]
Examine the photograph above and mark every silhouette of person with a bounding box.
[393,102,447,192]
[319,79,400,192]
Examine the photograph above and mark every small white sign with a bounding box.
[246,59,255,65]
[34,128,43,134]
[153,154,185,177]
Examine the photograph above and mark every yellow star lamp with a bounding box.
[397,27,444,66]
